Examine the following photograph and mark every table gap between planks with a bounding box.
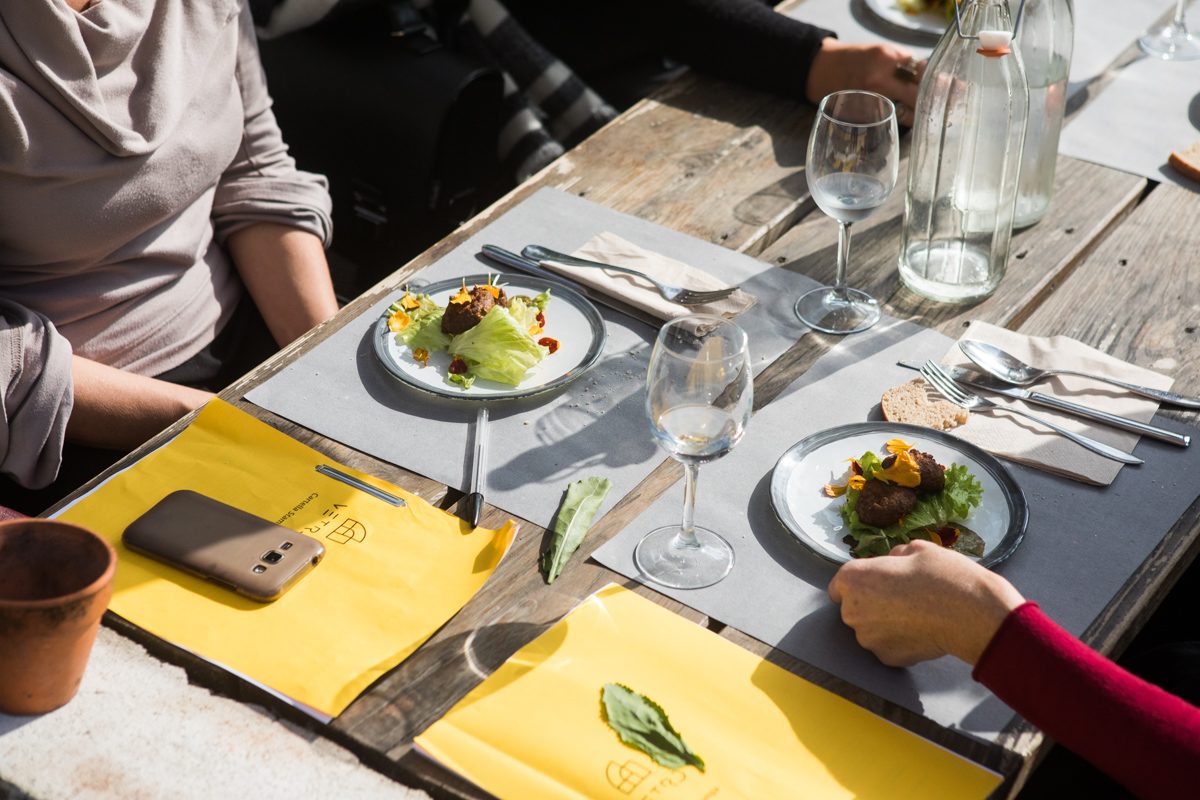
[54,3,1199,797]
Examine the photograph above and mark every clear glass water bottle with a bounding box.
[1014,0,1073,227]
[898,0,1029,304]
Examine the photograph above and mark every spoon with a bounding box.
[959,340,1200,409]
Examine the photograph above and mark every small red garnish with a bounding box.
[448,356,468,374]
[538,336,560,354]
[536,312,546,327]
[850,459,863,476]
[934,525,960,548]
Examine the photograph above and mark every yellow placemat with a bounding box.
[59,400,516,718]
[416,585,1001,799]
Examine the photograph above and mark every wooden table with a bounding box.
[56,5,1199,797]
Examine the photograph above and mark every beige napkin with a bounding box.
[536,232,757,322]
[937,320,1176,485]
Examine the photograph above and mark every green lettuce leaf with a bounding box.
[507,291,550,330]
[449,305,546,386]
[600,684,705,772]
[392,294,450,352]
[540,476,612,584]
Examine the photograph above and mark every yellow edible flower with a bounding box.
[824,474,866,497]
[399,291,420,311]
[885,439,913,454]
[387,309,411,332]
[876,449,922,487]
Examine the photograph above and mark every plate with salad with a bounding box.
[372,273,606,400]
[864,0,952,37]
[769,422,1026,568]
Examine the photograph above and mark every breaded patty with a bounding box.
[856,479,917,527]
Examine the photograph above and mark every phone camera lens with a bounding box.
[262,550,283,564]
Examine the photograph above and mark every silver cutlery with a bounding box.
[463,406,489,528]
[315,465,406,506]
[960,340,1200,409]
[897,361,1190,447]
[522,244,739,306]
[919,361,1143,465]
[479,245,662,328]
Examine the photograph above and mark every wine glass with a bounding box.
[795,90,899,335]
[634,315,753,589]
[1139,0,1200,60]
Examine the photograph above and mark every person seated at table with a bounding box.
[252,0,925,182]
[828,540,1200,799]
[0,0,338,513]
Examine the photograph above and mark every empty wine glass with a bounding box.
[795,90,900,334]
[1139,0,1200,60]
[635,315,752,589]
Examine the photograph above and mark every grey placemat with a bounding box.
[246,188,818,529]
[592,318,1200,741]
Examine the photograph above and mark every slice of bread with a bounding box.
[881,379,969,430]
[1168,140,1200,184]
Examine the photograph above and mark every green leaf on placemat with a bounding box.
[600,683,705,772]
[540,476,612,584]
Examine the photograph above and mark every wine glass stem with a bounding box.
[1173,0,1187,27]
[676,462,701,548]
[833,221,854,296]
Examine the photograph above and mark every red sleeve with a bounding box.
[973,602,1200,800]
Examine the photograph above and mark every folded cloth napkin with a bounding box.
[536,231,757,322]
[938,321,1176,485]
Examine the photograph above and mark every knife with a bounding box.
[479,244,662,329]
[897,361,1190,447]
[463,406,489,528]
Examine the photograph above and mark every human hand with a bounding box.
[827,540,1025,667]
[805,38,925,127]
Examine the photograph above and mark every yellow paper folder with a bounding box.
[416,585,1001,799]
[59,400,516,718]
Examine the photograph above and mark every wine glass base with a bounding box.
[794,287,880,334]
[1139,28,1200,60]
[634,525,735,589]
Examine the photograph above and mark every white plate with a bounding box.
[372,273,607,401]
[769,422,1026,568]
[864,0,950,37]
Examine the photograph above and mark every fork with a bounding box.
[920,361,1143,465]
[521,244,739,306]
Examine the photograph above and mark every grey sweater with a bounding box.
[0,0,332,488]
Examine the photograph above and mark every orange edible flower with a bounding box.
[928,530,943,546]
[876,449,921,487]
[528,323,543,336]
[388,309,411,332]
[412,347,430,366]
[481,275,502,299]
[824,474,866,497]
[885,438,913,454]
[450,279,470,305]
[399,291,420,311]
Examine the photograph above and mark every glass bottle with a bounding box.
[898,0,1029,304]
[1013,0,1074,227]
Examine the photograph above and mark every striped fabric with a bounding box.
[259,0,616,181]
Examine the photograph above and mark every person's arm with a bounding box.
[828,541,1200,799]
[639,0,924,121]
[975,603,1200,800]
[225,223,337,347]
[66,356,211,451]
[213,5,337,347]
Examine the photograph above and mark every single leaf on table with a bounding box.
[600,683,705,772]
[540,476,612,584]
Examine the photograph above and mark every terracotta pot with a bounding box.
[0,519,116,715]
